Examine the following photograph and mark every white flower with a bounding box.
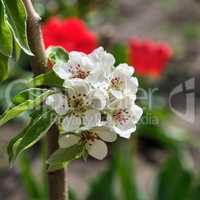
[107,96,143,139]
[87,47,115,84]
[108,64,138,99]
[46,79,107,132]
[45,93,68,115]
[53,51,95,81]
[59,127,117,160]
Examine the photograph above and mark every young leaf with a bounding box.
[0,90,52,126]
[15,110,57,159]
[28,70,64,88]
[46,46,69,63]
[13,88,49,105]
[0,1,12,56]
[47,145,83,167]
[1,0,32,55]
[7,124,28,164]
[0,53,9,81]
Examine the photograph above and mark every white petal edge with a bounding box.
[82,109,101,128]
[86,140,108,160]
[93,127,117,142]
[53,62,70,80]
[45,93,68,115]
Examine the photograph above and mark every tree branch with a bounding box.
[22,1,67,199]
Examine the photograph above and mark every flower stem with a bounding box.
[22,0,67,199]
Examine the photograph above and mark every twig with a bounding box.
[22,0,67,199]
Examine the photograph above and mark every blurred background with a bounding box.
[0,0,200,199]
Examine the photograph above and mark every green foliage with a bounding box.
[8,109,56,163]
[86,163,116,200]
[13,88,50,105]
[0,0,31,81]
[0,1,12,56]
[47,145,83,171]
[114,144,142,200]
[28,70,64,88]
[156,153,193,200]
[1,0,32,55]
[0,89,52,126]
[0,53,9,81]
[19,153,43,199]
[46,46,69,63]
[15,110,56,160]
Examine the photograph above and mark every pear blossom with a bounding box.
[108,63,138,100]
[46,79,107,132]
[45,46,143,161]
[107,96,143,139]
[59,127,117,160]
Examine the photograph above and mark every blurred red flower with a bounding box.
[42,17,98,54]
[128,38,172,78]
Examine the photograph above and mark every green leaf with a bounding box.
[19,152,43,199]
[28,70,64,88]
[0,1,12,56]
[13,88,49,105]
[86,163,116,200]
[46,46,69,63]
[1,0,32,55]
[15,110,57,159]
[0,90,52,126]
[156,153,193,200]
[47,145,83,167]
[7,124,28,164]
[0,53,9,81]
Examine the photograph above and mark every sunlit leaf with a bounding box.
[28,70,64,88]
[0,53,8,81]
[0,1,12,56]
[1,0,32,55]
[0,90,52,126]
[46,46,69,63]
[15,110,57,159]
[13,88,49,105]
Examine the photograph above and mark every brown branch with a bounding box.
[22,0,67,200]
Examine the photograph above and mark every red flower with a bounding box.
[42,17,98,54]
[128,38,172,78]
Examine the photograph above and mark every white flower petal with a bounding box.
[45,93,68,115]
[112,122,136,139]
[132,104,143,123]
[86,140,108,160]
[125,77,138,94]
[64,79,90,96]
[115,64,134,76]
[62,115,82,132]
[82,109,101,128]
[93,127,117,142]
[53,62,70,80]
[59,135,80,148]
[91,89,108,110]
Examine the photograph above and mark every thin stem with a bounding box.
[22,0,67,199]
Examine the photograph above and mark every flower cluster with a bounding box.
[46,47,143,160]
[42,17,98,54]
[129,38,172,78]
